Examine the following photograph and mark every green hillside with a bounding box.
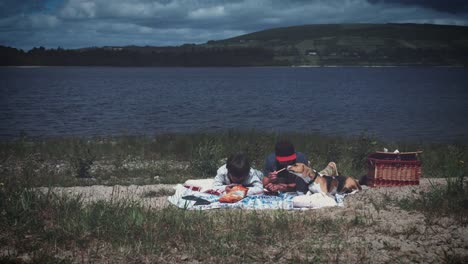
[203,23,468,66]
[2,23,468,66]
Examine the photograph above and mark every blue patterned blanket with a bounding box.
[167,184,348,210]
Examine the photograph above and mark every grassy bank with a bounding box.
[1,131,467,187]
[1,132,467,262]
[1,186,376,263]
[1,181,467,262]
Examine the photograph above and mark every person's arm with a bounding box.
[213,165,230,191]
[246,170,264,195]
[262,174,274,185]
[263,170,280,190]
[265,174,296,192]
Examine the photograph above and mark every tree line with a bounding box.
[0,45,283,67]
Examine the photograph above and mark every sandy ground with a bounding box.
[36,178,468,262]
[38,178,448,209]
[328,178,468,262]
[38,184,176,208]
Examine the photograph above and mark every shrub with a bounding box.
[190,140,224,177]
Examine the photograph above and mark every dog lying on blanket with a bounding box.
[287,163,361,195]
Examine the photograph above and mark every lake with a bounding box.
[1,66,467,142]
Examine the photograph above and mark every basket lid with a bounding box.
[374,151,422,155]
[368,151,422,161]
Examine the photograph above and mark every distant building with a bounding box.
[103,47,123,51]
[306,49,318,56]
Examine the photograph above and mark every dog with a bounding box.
[287,163,361,195]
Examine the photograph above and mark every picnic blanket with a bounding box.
[167,179,352,210]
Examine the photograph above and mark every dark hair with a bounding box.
[275,140,295,157]
[226,153,250,177]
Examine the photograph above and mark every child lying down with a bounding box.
[212,153,264,196]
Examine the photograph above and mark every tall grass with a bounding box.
[0,183,368,262]
[1,132,467,187]
[398,159,468,225]
[1,132,467,262]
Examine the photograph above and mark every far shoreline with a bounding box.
[1,64,467,68]
[1,131,467,145]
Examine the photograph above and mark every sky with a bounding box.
[1,0,468,50]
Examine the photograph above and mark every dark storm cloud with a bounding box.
[1,0,468,50]
[367,0,468,14]
[0,0,48,17]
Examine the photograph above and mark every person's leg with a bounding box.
[319,162,338,176]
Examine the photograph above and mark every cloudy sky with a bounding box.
[1,0,468,50]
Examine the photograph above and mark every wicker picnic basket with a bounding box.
[367,151,422,187]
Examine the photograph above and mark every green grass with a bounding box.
[397,154,467,221]
[397,174,468,225]
[215,24,468,66]
[0,185,368,262]
[1,131,467,187]
[1,132,467,262]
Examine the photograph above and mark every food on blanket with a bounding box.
[287,163,361,195]
[219,185,248,203]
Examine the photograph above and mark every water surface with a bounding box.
[1,66,467,142]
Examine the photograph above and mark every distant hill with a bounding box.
[203,23,468,66]
[2,23,468,66]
